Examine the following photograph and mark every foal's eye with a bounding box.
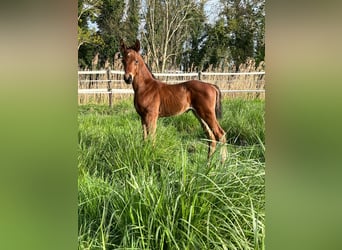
[135,60,138,64]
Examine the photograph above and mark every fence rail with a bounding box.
[78,70,265,77]
[78,89,265,94]
[78,70,265,105]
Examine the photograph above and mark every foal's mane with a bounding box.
[144,62,156,79]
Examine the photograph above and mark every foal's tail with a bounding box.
[213,85,222,119]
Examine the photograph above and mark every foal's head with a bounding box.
[120,39,141,84]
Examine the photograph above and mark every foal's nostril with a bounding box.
[124,74,133,84]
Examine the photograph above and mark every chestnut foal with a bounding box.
[120,39,227,162]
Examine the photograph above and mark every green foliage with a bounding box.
[199,19,231,71]
[78,0,103,51]
[78,0,141,68]
[180,2,206,72]
[78,99,265,249]
[77,0,265,71]
[180,0,266,71]
[221,0,259,67]
[97,0,126,61]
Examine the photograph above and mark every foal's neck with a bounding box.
[133,58,156,90]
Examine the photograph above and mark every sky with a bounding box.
[204,0,221,24]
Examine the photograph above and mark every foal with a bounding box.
[120,39,227,162]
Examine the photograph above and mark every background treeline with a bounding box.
[78,0,265,72]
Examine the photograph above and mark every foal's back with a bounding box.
[157,79,218,117]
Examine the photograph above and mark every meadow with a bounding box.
[78,98,265,249]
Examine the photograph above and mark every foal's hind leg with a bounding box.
[192,110,218,158]
[198,117,217,158]
[207,119,227,162]
[193,110,227,162]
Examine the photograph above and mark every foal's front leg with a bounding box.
[142,122,148,140]
[141,113,158,142]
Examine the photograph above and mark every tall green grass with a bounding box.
[78,99,265,249]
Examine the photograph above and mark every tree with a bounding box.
[199,18,231,71]
[78,0,103,50]
[123,0,141,39]
[97,0,125,64]
[78,0,265,71]
[141,0,203,72]
[252,0,265,65]
[179,1,207,72]
[78,0,103,68]
[220,0,265,69]
[97,0,140,67]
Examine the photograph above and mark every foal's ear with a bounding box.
[133,39,140,52]
[120,39,127,52]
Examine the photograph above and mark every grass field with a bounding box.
[78,98,265,249]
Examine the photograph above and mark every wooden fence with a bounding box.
[78,70,265,105]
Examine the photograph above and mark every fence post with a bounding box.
[106,67,112,107]
[198,71,202,81]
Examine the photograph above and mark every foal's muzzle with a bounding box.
[124,74,133,84]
